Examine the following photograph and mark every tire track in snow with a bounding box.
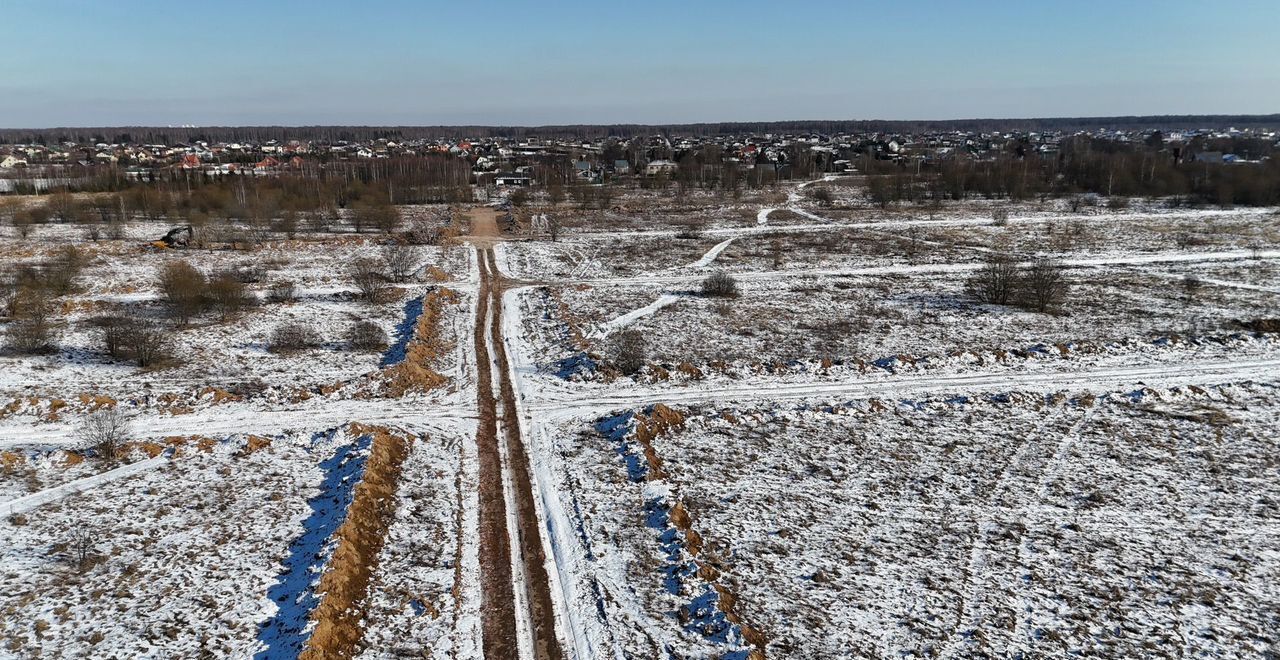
[479,248,565,660]
[531,357,1280,416]
[1,450,172,517]
[594,178,820,337]
[589,294,683,340]
[569,249,1280,287]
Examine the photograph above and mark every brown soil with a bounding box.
[484,248,565,660]
[472,251,520,658]
[301,426,413,660]
[471,247,564,659]
[464,207,503,247]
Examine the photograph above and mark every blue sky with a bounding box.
[1,0,1276,127]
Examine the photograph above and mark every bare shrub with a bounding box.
[42,245,90,297]
[158,261,207,324]
[351,258,385,303]
[91,315,133,359]
[5,315,55,354]
[992,207,1010,226]
[354,199,399,234]
[208,272,252,320]
[810,186,834,207]
[76,408,131,462]
[126,320,174,367]
[967,254,1018,305]
[269,322,320,353]
[701,271,739,298]
[229,263,267,284]
[12,210,35,238]
[1182,274,1202,306]
[70,528,100,573]
[306,207,336,234]
[1106,196,1130,210]
[346,321,388,351]
[612,329,647,375]
[403,221,442,246]
[273,210,299,238]
[672,217,703,240]
[5,280,55,353]
[382,245,420,283]
[770,238,784,269]
[1019,258,1068,314]
[267,280,297,304]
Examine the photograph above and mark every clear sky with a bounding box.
[1,0,1277,127]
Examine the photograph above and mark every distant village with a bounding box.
[1,125,1275,193]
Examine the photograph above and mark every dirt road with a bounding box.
[472,236,564,660]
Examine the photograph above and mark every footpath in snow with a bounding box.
[2,451,172,517]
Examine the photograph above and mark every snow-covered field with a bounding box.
[2,180,1278,659]
[548,384,1280,658]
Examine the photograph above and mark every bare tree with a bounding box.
[76,408,132,462]
[382,244,419,283]
[351,258,385,303]
[70,527,99,573]
[967,254,1018,306]
[1020,258,1068,313]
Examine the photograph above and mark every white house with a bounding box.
[645,159,678,177]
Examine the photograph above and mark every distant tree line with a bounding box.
[3,114,1278,144]
[861,136,1280,207]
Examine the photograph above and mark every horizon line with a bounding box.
[3,113,1279,133]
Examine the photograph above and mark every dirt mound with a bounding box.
[301,425,413,660]
[382,288,459,396]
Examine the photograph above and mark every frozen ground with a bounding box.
[2,179,1278,659]
[548,383,1280,658]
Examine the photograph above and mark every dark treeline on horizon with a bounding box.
[2,114,1279,144]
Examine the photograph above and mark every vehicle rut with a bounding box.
[475,246,564,660]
